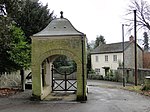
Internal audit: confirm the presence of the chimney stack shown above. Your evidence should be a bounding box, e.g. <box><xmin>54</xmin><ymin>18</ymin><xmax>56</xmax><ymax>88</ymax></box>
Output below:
<box><xmin>99</xmin><ymin>41</ymin><xmax>103</xmax><ymax>46</ymax></box>
<box><xmin>129</xmin><ymin>35</ymin><xmax>134</xmax><ymax>42</ymax></box>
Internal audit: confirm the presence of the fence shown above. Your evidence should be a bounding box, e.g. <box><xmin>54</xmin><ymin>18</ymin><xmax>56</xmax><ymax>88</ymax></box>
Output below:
<box><xmin>0</xmin><ymin>70</ymin><xmax>30</xmax><ymax>88</ymax></box>
<box><xmin>117</xmin><ymin>68</ymin><xmax>150</xmax><ymax>85</ymax></box>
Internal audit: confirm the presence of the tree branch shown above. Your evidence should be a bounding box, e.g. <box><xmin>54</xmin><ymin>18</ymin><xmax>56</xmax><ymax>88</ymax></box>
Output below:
<box><xmin>125</xmin><ymin>0</ymin><xmax>150</xmax><ymax>31</ymax></box>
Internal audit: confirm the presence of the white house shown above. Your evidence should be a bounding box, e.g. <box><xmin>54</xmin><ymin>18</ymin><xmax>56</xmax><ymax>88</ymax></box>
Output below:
<box><xmin>91</xmin><ymin>36</ymin><xmax>143</xmax><ymax>76</ymax></box>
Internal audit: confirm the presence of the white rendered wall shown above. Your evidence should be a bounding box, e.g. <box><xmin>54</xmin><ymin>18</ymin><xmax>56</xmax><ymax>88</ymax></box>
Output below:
<box><xmin>91</xmin><ymin>53</ymin><xmax>123</xmax><ymax>76</ymax></box>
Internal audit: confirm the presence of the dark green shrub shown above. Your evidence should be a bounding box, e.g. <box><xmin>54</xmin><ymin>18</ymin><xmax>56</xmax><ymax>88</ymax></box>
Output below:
<box><xmin>141</xmin><ymin>85</ymin><xmax>150</xmax><ymax>91</ymax></box>
<box><xmin>88</xmin><ymin>74</ymin><xmax>103</xmax><ymax>80</ymax></box>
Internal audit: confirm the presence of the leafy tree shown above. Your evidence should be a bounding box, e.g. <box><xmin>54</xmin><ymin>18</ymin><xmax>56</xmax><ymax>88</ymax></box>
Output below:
<box><xmin>126</xmin><ymin>0</ymin><xmax>150</xmax><ymax>31</ymax></box>
<box><xmin>87</xmin><ymin>40</ymin><xmax>95</xmax><ymax>50</ymax></box>
<box><xmin>0</xmin><ymin>16</ymin><xmax>30</xmax><ymax>90</ymax></box>
<box><xmin>53</xmin><ymin>55</ymin><xmax>76</xmax><ymax>73</ymax></box>
<box><xmin>0</xmin><ymin>0</ymin><xmax>54</xmax><ymax>89</ymax></box>
<box><xmin>17</xmin><ymin>0</ymin><xmax>54</xmax><ymax>43</ymax></box>
<box><xmin>0</xmin><ymin>0</ymin><xmax>22</xmax><ymax>17</ymax></box>
<box><xmin>0</xmin><ymin>17</ymin><xmax>19</xmax><ymax>72</ymax></box>
<box><xmin>0</xmin><ymin>16</ymin><xmax>31</xmax><ymax>73</ymax></box>
<box><xmin>8</xmin><ymin>25</ymin><xmax>31</xmax><ymax>90</ymax></box>
<box><xmin>0</xmin><ymin>0</ymin><xmax>55</xmax><ymax>73</ymax></box>
<box><xmin>8</xmin><ymin>25</ymin><xmax>31</xmax><ymax>70</ymax></box>
<box><xmin>2</xmin><ymin>0</ymin><xmax>55</xmax><ymax>43</ymax></box>
<box><xmin>94</xmin><ymin>35</ymin><xmax>106</xmax><ymax>48</ymax></box>
<box><xmin>143</xmin><ymin>32</ymin><xmax>149</xmax><ymax>51</ymax></box>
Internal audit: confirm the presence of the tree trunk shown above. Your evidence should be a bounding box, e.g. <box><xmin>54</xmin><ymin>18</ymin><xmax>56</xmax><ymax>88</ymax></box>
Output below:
<box><xmin>20</xmin><ymin>69</ymin><xmax>25</xmax><ymax>91</ymax></box>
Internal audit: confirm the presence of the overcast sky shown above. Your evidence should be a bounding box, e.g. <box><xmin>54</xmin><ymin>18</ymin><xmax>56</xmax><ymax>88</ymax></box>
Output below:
<box><xmin>39</xmin><ymin>0</ymin><xmax>140</xmax><ymax>43</ymax></box>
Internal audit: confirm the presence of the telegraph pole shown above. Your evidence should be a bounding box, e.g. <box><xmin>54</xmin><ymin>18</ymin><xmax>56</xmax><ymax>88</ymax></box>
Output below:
<box><xmin>122</xmin><ymin>24</ymin><xmax>125</xmax><ymax>87</ymax></box>
<box><xmin>134</xmin><ymin>10</ymin><xmax>138</xmax><ymax>86</ymax></box>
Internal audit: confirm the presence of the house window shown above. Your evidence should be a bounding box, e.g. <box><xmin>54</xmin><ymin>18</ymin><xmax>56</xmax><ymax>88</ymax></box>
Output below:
<box><xmin>95</xmin><ymin>68</ymin><xmax>100</xmax><ymax>72</ymax></box>
<box><xmin>105</xmin><ymin>55</ymin><xmax>108</xmax><ymax>62</ymax></box>
<box><xmin>95</xmin><ymin>56</ymin><xmax>99</xmax><ymax>62</ymax></box>
<box><xmin>113</xmin><ymin>55</ymin><xmax>117</xmax><ymax>62</ymax></box>
<box><xmin>95</xmin><ymin>68</ymin><xmax>100</xmax><ymax>74</ymax></box>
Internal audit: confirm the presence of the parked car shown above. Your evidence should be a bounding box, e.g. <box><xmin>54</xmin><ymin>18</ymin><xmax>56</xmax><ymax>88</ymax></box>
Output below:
<box><xmin>25</xmin><ymin>72</ymin><xmax>32</xmax><ymax>89</ymax></box>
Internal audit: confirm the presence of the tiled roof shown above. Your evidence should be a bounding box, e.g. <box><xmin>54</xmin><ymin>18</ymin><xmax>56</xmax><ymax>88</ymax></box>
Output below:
<box><xmin>33</xmin><ymin>18</ymin><xmax>84</xmax><ymax>37</ymax></box>
<box><xmin>91</xmin><ymin>41</ymin><xmax>132</xmax><ymax>54</ymax></box>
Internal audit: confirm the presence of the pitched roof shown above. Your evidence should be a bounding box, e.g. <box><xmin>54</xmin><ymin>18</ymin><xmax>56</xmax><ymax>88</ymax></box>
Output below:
<box><xmin>91</xmin><ymin>41</ymin><xmax>132</xmax><ymax>54</ymax></box>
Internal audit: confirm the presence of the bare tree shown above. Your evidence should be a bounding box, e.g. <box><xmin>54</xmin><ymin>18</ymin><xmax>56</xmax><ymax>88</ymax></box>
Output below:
<box><xmin>126</xmin><ymin>0</ymin><xmax>150</xmax><ymax>31</ymax></box>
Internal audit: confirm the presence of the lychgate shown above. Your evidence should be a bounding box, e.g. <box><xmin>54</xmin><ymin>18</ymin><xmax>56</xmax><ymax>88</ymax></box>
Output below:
<box><xmin>31</xmin><ymin>12</ymin><xmax>87</xmax><ymax>101</ymax></box>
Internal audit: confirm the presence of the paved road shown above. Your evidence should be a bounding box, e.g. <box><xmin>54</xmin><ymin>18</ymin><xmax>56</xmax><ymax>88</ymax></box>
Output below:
<box><xmin>0</xmin><ymin>80</ymin><xmax>150</xmax><ymax>112</ymax></box>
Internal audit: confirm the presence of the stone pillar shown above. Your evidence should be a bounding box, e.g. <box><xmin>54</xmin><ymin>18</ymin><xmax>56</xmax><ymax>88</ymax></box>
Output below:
<box><xmin>143</xmin><ymin>76</ymin><xmax>150</xmax><ymax>90</ymax></box>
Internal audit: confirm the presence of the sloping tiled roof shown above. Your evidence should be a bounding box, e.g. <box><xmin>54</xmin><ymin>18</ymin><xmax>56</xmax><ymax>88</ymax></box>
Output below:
<box><xmin>33</xmin><ymin>18</ymin><xmax>84</xmax><ymax>37</ymax></box>
<box><xmin>91</xmin><ymin>41</ymin><xmax>132</xmax><ymax>54</ymax></box>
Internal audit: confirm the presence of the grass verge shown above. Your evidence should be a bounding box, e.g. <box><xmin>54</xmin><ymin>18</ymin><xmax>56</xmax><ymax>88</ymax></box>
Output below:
<box><xmin>122</xmin><ymin>86</ymin><xmax>150</xmax><ymax>97</ymax></box>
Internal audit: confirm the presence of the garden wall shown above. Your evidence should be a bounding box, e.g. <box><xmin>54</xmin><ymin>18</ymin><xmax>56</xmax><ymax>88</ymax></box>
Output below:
<box><xmin>117</xmin><ymin>68</ymin><xmax>150</xmax><ymax>85</ymax></box>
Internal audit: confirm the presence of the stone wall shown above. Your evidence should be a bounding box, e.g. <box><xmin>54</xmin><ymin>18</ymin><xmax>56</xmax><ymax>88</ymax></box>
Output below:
<box><xmin>117</xmin><ymin>68</ymin><xmax>150</xmax><ymax>85</ymax></box>
<box><xmin>124</xmin><ymin>43</ymin><xmax>143</xmax><ymax>68</ymax></box>
<box><xmin>124</xmin><ymin>43</ymin><xmax>135</xmax><ymax>68</ymax></box>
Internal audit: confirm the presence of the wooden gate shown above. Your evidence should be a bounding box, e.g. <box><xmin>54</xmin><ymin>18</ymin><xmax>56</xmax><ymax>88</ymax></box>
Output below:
<box><xmin>51</xmin><ymin>66</ymin><xmax>77</xmax><ymax>91</ymax></box>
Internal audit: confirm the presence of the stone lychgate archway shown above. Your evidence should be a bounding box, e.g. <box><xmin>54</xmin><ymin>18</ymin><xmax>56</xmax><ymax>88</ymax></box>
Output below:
<box><xmin>31</xmin><ymin>12</ymin><xmax>87</xmax><ymax>101</ymax></box>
